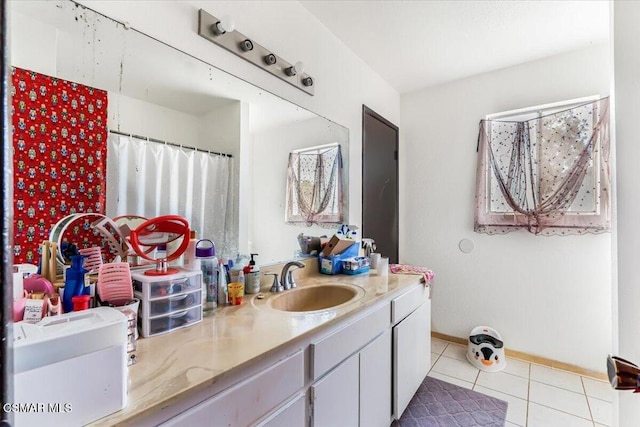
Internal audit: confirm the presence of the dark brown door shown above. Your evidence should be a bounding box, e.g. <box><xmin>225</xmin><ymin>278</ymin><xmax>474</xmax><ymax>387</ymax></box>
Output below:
<box><xmin>362</xmin><ymin>106</ymin><xmax>399</xmax><ymax>264</ymax></box>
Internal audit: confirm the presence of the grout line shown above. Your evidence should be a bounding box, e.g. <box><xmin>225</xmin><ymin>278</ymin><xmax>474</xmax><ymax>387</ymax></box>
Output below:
<box><xmin>581</xmin><ymin>376</ymin><xmax>596</xmax><ymax>424</ymax></box>
<box><xmin>436</xmin><ymin>336</ymin><xmax>601</xmax><ymax>425</ymax></box>
<box><xmin>529</xmin><ymin>401</ymin><xmax>595</xmax><ymax>423</ymax></box>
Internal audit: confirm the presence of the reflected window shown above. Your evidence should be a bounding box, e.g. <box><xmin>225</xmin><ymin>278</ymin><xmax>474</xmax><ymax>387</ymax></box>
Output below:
<box><xmin>286</xmin><ymin>144</ymin><xmax>343</xmax><ymax>225</ymax></box>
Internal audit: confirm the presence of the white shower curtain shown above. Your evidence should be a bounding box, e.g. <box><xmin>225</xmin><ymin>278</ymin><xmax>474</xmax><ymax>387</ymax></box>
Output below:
<box><xmin>106</xmin><ymin>133</ymin><xmax>237</xmax><ymax>256</ymax></box>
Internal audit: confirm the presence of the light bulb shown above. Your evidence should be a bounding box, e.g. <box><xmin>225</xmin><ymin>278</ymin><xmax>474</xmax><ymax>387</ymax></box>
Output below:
<box><xmin>212</xmin><ymin>15</ymin><xmax>235</xmax><ymax>35</ymax></box>
<box><xmin>285</xmin><ymin>61</ymin><xmax>305</xmax><ymax>77</ymax></box>
<box><xmin>220</xmin><ymin>15</ymin><xmax>235</xmax><ymax>33</ymax></box>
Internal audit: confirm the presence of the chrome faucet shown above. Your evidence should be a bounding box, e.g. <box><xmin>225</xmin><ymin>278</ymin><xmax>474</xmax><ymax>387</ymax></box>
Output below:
<box><xmin>281</xmin><ymin>261</ymin><xmax>305</xmax><ymax>290</ymax></box>
<box><xmin>265</xmin><ymin>272</ymin><xmax>283</xmax><ymax>293</ymax></box>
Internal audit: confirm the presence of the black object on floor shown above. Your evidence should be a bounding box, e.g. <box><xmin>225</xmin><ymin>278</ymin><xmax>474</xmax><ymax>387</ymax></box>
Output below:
<box><xmin>393</xmin><ymin>376</ymin><xmax>508</xmax><ymax>427</ymax></box>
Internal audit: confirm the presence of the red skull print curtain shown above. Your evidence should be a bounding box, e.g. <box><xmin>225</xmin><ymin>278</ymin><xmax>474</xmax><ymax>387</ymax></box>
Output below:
<box><xmin>11</xmin><ymin>67</ymin><xmax>108</xmax><ymax>264</ymax></box>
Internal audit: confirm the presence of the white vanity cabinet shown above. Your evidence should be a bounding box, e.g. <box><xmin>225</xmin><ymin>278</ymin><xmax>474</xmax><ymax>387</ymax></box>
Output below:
<box><xmin>160</xmin><ymin>350</ymin><xmax>305</xmax><ymax>427</ymax></box>
<box><xmin>310</xmin><ymin>330</ymin><xmax>392</xmax><ymax>427</ymax></box>
<box><xmin>359</xmin><ymin>328</ymin><xmax>392</xmax><ymax>427</ymax></box>
<box><xmin>311</xmin><ymin>352</ymin><xmax>360</xmax><ymax>426</ymax></box>
<box><xmin>256</xmin><ymin>394</ymin><xmax>307</xmax><ymax>427</ymax></box>
<box><xmin>135</xmin><ymin>279</ymin><xmax>430</xmax><ymax>427</ymax></box>
<box><xmin>309</xmin><ymin>304</ymin><xmax>392</xmax><ymax>427</ymax></box>
<box><xmin>392</xmin><ymin>283</ymin><xmax>431</xmax><ymax>419</ymax></box>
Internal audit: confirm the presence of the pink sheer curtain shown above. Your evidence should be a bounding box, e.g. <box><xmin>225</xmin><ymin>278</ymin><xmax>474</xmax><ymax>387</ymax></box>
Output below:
<box><xmin>285</xmin><ymin>146</ymin><xmax>343</xmax><ymax>225</ymax></box>
<box><xmin>475</xmin><ymin>97</ymin><xmax>610</xmax><ymax>235</ymax></box>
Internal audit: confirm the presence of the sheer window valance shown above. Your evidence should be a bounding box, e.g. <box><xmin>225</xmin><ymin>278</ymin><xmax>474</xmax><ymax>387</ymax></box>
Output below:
<box><xmin>286</xmin><ymin>144</ymin><xmax>343</xmax><ymax>225</ymax></box>
<box><xmin>475</xmin><ymin>97</ymin><xmax>611</xmax><ymax>236</ymax></box>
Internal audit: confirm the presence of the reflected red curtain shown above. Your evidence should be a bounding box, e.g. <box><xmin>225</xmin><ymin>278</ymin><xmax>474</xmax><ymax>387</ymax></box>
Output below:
<box><xmin>11</xmin><ymin>67</ymin><xmax>108</xmax><ymax>264</ymax></box>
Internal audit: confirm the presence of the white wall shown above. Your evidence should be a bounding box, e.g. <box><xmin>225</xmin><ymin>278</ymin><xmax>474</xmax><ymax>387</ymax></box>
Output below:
<box><xmin>77</xmin><ymin>0</ymin><xmax>402</xmax><ymax>232</ymax></box>
<box><xmin>251</xmin><ymin>116</ymin><xmax>350</xmax><ymax>262</ymax></box>
<box><xmin>198</xmin><ymin>102</ymin><xmax>241</xmax><ymax>157</ymax></box>
<box><xmin>400</xmin><ymin>44</ymin><xmax>611</xmax><ymax>372</ymax></box>
<box><xmin>109</xmin><ymin>93</ymin><xmax>201</xmax><ymax>147</ymax></box>
<box><xmin>613</xmin><ymin>1</ymin><xmax>640</xmax><ymax>424</ymax></box>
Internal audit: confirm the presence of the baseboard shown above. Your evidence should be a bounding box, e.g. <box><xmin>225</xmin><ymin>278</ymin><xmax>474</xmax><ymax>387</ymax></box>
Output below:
<box><xmin>431</xmin><ymin>331</ymin><xmax>608</xmax><ymax>381</ymax></box>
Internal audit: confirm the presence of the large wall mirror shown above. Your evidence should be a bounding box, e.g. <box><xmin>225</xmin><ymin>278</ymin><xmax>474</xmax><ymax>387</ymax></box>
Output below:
<box><xmin>9</xmin><ymin>0</ymin><xmax>349</xmax><ymax>263</ymax></box>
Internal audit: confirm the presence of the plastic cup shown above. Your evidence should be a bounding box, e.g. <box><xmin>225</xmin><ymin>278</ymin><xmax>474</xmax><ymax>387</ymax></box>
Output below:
<box><xmin>378</xmin><ymin>256</ymin><xmax>389</xmax><ymax>276</ymax></box>
<box><xmin>370</xmin><ymin>253</ymin><xmax>381</xmax><ymax>269</ymax></box>
<box><xmin>228</xmin><ymin>282</ymin><xmax>244</xmax><ymax>305</ymax></box>
<box><xmin>72</xmin><ymin>295</ymin><xmax>91</xmax><ymax>311</ymax></box>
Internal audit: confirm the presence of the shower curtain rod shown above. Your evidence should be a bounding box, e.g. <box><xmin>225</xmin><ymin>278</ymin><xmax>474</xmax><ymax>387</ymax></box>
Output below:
<box><xmin>109</xmin><ymin>129</ymin><xmax>233</xmax><ymax>158</ymax></box>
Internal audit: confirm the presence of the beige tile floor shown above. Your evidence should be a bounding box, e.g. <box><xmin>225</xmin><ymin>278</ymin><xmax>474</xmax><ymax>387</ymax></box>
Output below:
<box><xmin>429</xmin><ymin>338</ymin><xmax>614</xmax><ymax>427</ymax></box>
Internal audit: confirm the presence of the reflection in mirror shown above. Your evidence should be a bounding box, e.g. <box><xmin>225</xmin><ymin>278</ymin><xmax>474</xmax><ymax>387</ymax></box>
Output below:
<box><xmin>10</xmin><ymin>0</ymin><xmax>349</xmax><ymax>264</ymax></box>
<box><xmin>285</xmin><ymin>143</ymin><xmax>343</xmax><ymax>224</ymax></box>
<box><xmin>128</xmin><ymin>215</ymin><xmax>190</xmax><ymax>276</ymax></box>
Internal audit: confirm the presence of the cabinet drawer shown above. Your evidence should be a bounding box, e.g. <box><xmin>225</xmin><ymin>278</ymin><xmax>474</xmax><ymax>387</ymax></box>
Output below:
<box><xmin>133</xmin><ymin>273</ymin><xmax>201</xmax><ymax>299</ymax></box>
<box><xmin>145</xmin><ymin>289</ymin><xmax>201</xmax><ymax>316</ymax></box>
<box><xmin>161</xmin><ymin>351</ymin><xmax>304</xmax><ymax>427</ymax></box>
<box><xmin>392</xmin><ymin>283</ymin><xmax>428</xmax><ymax>324</ymax></box>
<box><xmin>310</xmin><ymin>303</ymin><xmax>389</xmax><ymax>381</ymax></box>
<box><xmin>139</xmin><ymin>305</ymin><xmax>202</xmax><ymax>337</ymax></box>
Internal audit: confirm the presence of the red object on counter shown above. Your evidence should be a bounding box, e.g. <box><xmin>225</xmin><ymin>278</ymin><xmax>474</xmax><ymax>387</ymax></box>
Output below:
<box><xmin>72</xmin><ymin>295</ymin><xmax>91</xmax><ymax>311</ymax></box>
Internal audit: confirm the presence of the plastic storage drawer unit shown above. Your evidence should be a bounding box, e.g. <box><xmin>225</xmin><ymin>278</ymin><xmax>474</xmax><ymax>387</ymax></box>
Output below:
<box><xmin>132</xmin><ymin>269</ymin><xmax>203</xmax><ymax>337</ymax></box>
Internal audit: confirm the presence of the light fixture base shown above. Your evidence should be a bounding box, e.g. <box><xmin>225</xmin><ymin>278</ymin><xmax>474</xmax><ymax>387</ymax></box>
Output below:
<box><xmin>197</xmin><ymin>9</ymin><xmax>314</xmax><ymax>96</ymax></box>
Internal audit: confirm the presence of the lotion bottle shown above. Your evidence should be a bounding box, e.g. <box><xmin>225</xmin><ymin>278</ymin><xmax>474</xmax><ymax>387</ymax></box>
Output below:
<box><xmin>244</xmin><ymin>253</ymin><xmax>261</xmax><ymax>294</ymax></box>
<box><xmin>183</xmin><ymin>230</ymin><xmax>200</xmax><ymax>271</ymax></box>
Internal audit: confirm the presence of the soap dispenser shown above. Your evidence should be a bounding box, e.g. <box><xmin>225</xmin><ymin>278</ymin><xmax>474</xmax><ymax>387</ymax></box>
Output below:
<box><xmin>244</xmin><ymin>253</ymin><xmax>261</xmax><ymax>294</ymax></box>
<box><xmin>62</xmin><ymin>254</ymin><xmax>88</xmax><ymax>313</ymax></box>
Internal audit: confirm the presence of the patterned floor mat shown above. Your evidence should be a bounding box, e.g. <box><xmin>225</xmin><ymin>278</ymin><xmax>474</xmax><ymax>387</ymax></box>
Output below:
<box><xmin>393</xmin><ymin>376</ymin><xmax>508</xmax><ymax>427</ymax></box>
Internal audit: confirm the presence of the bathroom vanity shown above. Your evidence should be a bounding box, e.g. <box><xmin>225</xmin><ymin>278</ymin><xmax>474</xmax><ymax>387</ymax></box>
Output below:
<box><xmin>89</xmin><ymin>264</ymin><xmax>430</xmax><ymax>426</ymax></box>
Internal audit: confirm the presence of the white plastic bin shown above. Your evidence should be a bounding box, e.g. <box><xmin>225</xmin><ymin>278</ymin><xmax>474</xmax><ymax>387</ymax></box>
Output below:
<box><xmin>466</xmin><ymin>326</ymin><xmax>506</xmax><ymax>372</ymax></box>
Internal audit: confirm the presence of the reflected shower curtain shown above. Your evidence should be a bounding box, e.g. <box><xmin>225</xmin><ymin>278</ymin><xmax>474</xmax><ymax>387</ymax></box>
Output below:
<box><xmin>106</xmin><ymin>134</ymin><xmax>237</xmax><ymax>256</ymax></box>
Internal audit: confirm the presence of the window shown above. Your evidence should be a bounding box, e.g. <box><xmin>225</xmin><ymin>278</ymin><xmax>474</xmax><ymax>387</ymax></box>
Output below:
<box><xmin>285</xmin><ymin>144</ymin><xmax>343</xmax><ymax>225</ymax></box>
<box><xmin>475</xmin><ymin>97</ymin><xmax>611</xmax><ymax>235</ymax></box>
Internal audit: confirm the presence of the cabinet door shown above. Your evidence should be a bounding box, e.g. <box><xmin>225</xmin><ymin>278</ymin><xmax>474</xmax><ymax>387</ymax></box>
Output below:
<box><xmin>360</xmin><ymin>329</ymin><xmax>392</xmax><ymax>427</ymax></box>
<box><xmin>311</xmin><ymin>353</ymin><xmax>359</xmax><ymax>427</ymax></box>
<box><xmin>257</xmin><ymin>394</ymin><xmax>307</xmax><ymax>427</ymax></box>
<box><xmin>393</xmin><ymin>300</ymin><xmax>431</xmax><ymax>418</ymax></box>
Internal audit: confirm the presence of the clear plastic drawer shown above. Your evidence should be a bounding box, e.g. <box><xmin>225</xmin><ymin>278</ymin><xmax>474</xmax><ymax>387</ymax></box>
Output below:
<box><xmin>139</xmin><ymin>305</ymin><xmax>202</xmax><ymax>337</ymax></box>
<box><xmin>132</xmin><ymin>270</ymin><xmax>201</xmax><ymax>299</ymax></box>
<box><xmin>147</xmin><ymin>289</ymin><xmax>201</xmax><ymax>316</ymax></box>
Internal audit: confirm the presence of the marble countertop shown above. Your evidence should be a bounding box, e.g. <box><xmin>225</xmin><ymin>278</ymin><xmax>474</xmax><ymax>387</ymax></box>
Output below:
<box><xmin>90</xmin><ymin>266</ymin><xmax>424</xmax><ymax>426</ymax></box>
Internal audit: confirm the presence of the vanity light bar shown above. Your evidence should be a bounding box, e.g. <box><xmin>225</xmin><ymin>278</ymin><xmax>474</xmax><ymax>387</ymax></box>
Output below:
<box><xmin>197</xmin><ymin>9</ymin><xmax>314</xmax><ymax>96</ymax></box>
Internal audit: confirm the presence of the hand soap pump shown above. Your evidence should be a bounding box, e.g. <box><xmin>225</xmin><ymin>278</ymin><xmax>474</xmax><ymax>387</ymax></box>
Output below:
<box><xmin>244</xmin><ymin>253</ymin><xmax>261</xmax><ymax>294</ymax></box>
<box><xmin>62</xmin><ymin>254</ymin><xmax>88</xmax><ymax>313</ymax></box>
